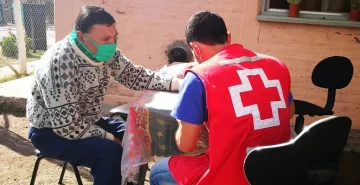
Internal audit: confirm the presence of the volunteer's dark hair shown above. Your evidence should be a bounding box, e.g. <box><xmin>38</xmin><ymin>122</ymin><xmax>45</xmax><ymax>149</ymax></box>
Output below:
<box><xmin>185</xmin><ymin>11</ymin><xmax>228</xmax><ymax>45</ymax></box>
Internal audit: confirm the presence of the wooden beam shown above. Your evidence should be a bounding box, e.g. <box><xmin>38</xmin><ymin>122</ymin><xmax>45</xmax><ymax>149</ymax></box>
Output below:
<box><xmin>0</xmin><ymin>59</ymin><xmax>20</xmax><ymax>75</ymax></box>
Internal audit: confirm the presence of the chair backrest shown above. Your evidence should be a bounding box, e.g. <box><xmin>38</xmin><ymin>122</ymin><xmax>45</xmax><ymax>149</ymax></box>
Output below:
<box><xmin>244</xmin><ymin>116</ymin><xmax>352</xmax><ymax>185</ymax></box>
<box><xmin>312</xmin><ymin>56</ymin><xmax>353</xmax><ymax>111</ymax></box>
<box><xmin>312</xmin><ymin>56</ymin><xmax>353</xmax><ymax>90</ymax></box>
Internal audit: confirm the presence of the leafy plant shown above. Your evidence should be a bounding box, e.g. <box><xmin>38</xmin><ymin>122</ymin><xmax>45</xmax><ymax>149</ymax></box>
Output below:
<box><xmin>1</xmin><ymin>33</ymin><xmax>34</xmax><ymax>58</ymax></box>
<box><xmin>2</xmin><ymin>34</ymin><xmax>18</xmax><ymax>58</ymax></box>
<box><xmin>351</xmin><ymin>0</ymin><xmax>360</xmax><ymax>9</ymax></box>
<box><xmin>25</xmin><ymin>37</ymin><xmax>34</xmax><ymax>54</ymax></box>
<box><xmin>287</xmin><ymin>0</ymin><xmax>303</xmax><ymax>4</ymax></box>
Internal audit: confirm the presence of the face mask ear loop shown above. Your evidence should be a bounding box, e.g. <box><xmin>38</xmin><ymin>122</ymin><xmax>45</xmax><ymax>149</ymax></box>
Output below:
<box><xmin>84</xmin><ymin>34</ymin><xmax>99</xmax><ymax>46</ymax></box>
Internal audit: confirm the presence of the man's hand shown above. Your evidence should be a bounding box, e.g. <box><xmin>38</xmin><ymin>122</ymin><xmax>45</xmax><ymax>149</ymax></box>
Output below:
<box><xmin>171</xmin><ymin>78</ymin><xmax>184</xmax><ymax>91</ymax></box>
<box><xmin>113</xmin><ymin>137</ymin><xmax>122</xmax><ymax>145</ymax></box>
<box><xmin>176</xmin><ymin>62</ymin><xmax>198</xmax><ymax>79</ymax></box>
<box><xmin>290</xmin><ymin>100</ymin><xmax>295</xmax><ymax>119</ymax></box>
<box><xmin>176</xmin><ymin>73</ymin><xmax>185</xmax><ymax>79</ymax></box>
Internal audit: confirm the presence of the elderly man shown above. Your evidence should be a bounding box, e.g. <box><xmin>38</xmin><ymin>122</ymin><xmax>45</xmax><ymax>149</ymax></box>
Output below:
<box><xmin>26</xmin><ymin>5</ymin><xmax>182</xmax><ymax>185</ymax></box>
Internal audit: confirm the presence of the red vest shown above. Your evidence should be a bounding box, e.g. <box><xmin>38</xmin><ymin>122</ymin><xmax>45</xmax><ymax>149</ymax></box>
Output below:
<box><xmin>168</xmin><ymin>44</ymin><xmax>291</xmax><ymax>185</ymax></box>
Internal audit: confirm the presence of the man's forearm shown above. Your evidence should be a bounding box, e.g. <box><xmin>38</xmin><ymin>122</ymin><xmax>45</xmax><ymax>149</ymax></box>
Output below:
<box><xmin>111</xmin><ymin>50</ymin><xmax>176</xmax><ymax>91</ymax></box>
<box><xmin>175</xmin><ymin>120</ymin><xmax>202</xmax><ymax>153</ymax></box>
<box><xmin>290</xmin><ymin>100</ymin><xmax>295</xmax><ymax>119</ymax></box>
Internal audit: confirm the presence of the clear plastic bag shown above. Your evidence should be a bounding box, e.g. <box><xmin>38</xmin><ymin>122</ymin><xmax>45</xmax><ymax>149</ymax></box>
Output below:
<box><xmin>121</xmin><ymin>90</ymin><xmax>208</xmax><ymax>184</ymax></box>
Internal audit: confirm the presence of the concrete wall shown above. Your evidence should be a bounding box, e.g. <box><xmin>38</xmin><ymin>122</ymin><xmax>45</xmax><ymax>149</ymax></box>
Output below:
<box><xmin>55</xmin><ymin>0</ymin><xmax>360</xmax><ymax>129</ymax></box>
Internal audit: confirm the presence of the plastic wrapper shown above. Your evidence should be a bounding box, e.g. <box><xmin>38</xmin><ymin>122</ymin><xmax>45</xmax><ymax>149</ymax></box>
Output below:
<box><xmin>121</xmin><ymin>90</ymin><xmax>209</xmax><ymax>184</ymax></box>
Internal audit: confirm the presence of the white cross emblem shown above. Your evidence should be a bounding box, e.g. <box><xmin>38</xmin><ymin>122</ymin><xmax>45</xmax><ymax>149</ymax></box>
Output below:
<box><xmin>228</xmin><ymin>68</ymin><xmax>286</xmax><ymax>130</ymax></box>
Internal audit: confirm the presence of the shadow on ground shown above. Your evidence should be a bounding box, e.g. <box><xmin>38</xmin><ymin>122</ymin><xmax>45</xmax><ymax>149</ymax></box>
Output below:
<box><xmin>0</xmin><ymin>126</ymin><xmax>34</xmax><ymax>156</ymax></box>
<box><xmin>335</xmin><ymin>152</ymin><xmax>360</xmax><ymax>185</ymax></box>
<box><xmin>0</xmin><ymin>125</ymin><xmax>94</xmax><ymax>182</ymax></box>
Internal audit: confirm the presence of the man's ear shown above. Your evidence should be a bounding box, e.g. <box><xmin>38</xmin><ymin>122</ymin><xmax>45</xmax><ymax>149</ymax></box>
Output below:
<box><xmin>76</xmin><ymin>31</ymin><xmax>84</xmax><ymax>42</ymax></box>
<box><xmin>227</xmin><ymin>31</ymin><xmax>232</xmax><ymax>44</ymax></box>
<box><xmin>189</xmin><ymin>42</ymin><xmax>200</xmax><ymax>58</ymax></box>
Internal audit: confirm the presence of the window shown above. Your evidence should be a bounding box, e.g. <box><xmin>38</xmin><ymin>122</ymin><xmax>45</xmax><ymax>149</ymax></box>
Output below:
<box><xmin>269</xmin><ymin>0</ymin><xmax>350</xmax><ymax>13</ymax></box>
<box><xmin>258</xmin><ymin>0</ymin><xmax>359</xmax><ymax>28</ymax></box>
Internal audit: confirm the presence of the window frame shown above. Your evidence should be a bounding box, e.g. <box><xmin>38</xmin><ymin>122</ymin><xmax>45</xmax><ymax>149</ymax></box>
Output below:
<box><xmin>261</xmin><ymin>0</ymin><xmax>350</xmax><ymax>21</ymax></box>
<box><xmin>258</xmin><ymin>0</ymin><xmax>360</xmax><ymax>28</ymax></box>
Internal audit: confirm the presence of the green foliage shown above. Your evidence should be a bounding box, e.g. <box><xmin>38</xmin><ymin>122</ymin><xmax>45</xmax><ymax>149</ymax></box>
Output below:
<box><xmin>287</xmin><ymin>0</ymin><xmax>303</xmax><ymax>4</ymax></box>
<box><xmin>25</xmin><ymin>37</ymin><xmax>34</xmax><ymax>55</ymax></box>
<box><xmin>2</xmin><ymin>34</ymin><xmax>18</xmax><ymax>58</ymax></box>
<box><xmin>1</xmin><ymin>33</ymin><xmax>34</xmax><ymax>58</ymax></box>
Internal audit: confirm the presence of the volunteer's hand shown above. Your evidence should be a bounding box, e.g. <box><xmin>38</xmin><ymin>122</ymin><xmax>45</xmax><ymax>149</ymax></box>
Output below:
<box><xmin>177</xmin><ymin>62</ymin><xmax>198</xmax><ymax>79</ymax></box>
<box><xmin>114</xmin><ymin>137</ymin><xmax>122</xmax><ymax>145</ymax></box>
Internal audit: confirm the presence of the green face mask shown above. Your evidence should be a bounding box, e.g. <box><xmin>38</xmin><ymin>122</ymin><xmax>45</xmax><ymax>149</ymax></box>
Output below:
<box><xmin>70</xmin><ymin>31</ymin><xmax>117</xmax><ymax>62</ymax></box>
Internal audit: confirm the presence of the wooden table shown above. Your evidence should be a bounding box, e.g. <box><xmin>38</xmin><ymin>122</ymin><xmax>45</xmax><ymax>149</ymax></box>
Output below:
<box><xmin>121</xmin><ymin>90</ymin><xmax>209</xmax><ymax>184</ymax></box>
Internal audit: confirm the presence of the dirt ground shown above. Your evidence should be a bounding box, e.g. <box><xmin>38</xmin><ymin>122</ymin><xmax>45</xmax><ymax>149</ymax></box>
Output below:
<box><xmin>0</xmin><ymin>113</ymin><xmax>152</xmax><ymax>185</ymax></box>
<box><xmin>0</xmin><ymin>113</ymin><xmax>359</xmax><ymax>185</ymax></box>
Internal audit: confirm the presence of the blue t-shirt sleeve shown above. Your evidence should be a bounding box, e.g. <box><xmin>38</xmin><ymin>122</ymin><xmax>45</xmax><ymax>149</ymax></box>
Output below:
<box><xmin>170</xmin><ymin>72</ymin><xmax>206</xmax><ymax>125</ymax></box>
<box><xmin>170</xmin><ymin>72</ymin><xmax>292</xmax><ymax>124</ymax></box>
